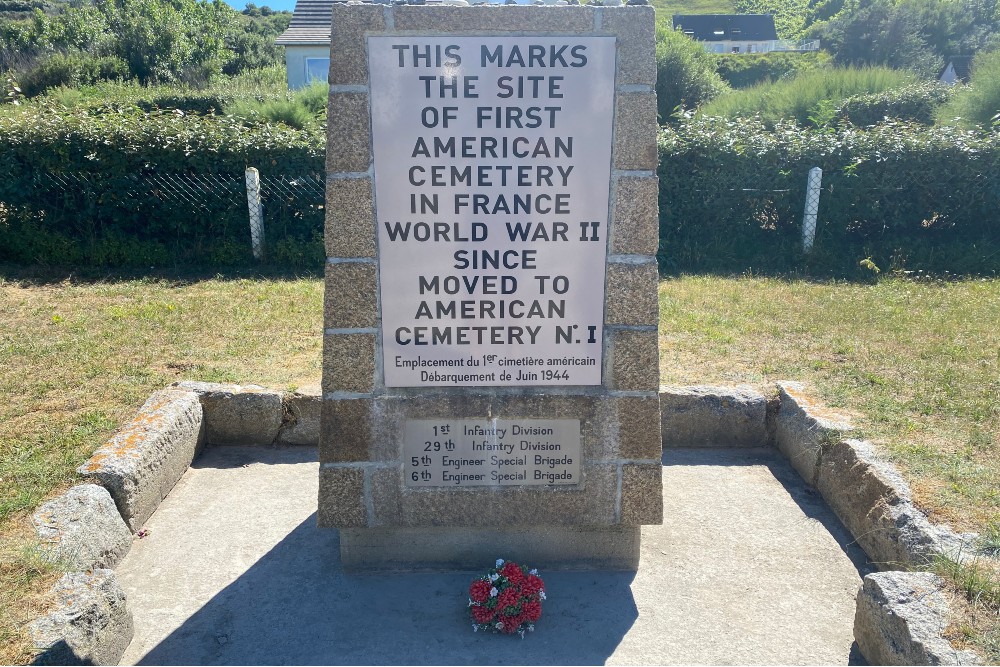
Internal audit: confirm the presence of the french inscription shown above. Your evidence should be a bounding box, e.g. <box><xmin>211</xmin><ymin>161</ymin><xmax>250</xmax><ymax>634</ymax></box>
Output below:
<box><xmin>403</xmin><ymin>418</ymin><xmax>581</xmax><ymax>487</ymax></box>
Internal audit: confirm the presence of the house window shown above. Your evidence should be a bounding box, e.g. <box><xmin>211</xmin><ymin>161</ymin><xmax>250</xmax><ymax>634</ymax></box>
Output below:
<box><xmin>713</xmin><ymin>44</ymin><xmax>725</xmax><ymax>53</ymax></box>
<box><xmin>305</xmin><ymin>58</ymin><xmax>330</xmax><ymax>84</ymax></box>
<box><xmin>731</xmin><ymin>46</ymin><xmax>741</xmax><ymax>53</ymax></box>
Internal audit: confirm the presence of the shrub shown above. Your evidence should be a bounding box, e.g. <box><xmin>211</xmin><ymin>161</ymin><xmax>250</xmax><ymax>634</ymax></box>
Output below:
<box><xmin>655</xmin><ymin>21</ymin><xmax>729</xmax><ymax>120</ymax></box>
<box><xmin>229</xmin><ymin>80</ymin><xmax>328</xmax><ymax>130</ymax></box>
<box><xmin>837</xmin><ymin>81</ymin><xmax>953</xmax><ymax>126</ymax></box>
<box><xmin>19</xmin><ymin>51</ymin><xmax>129</xmax><ymax>97</ymax></box>
<box><xmin>937</xmin><ymin>49</ymin><xmax>1000</xmax><ymax>129</ymax></box>
<box><xmin>698</xmin><ymin>66</ymin><xmax>916</xmax><ymax>127</ymax></box>
<box><xmin>222</xmin><ymin>30</ymin><xmax>283</xmax><ymax>77</ymax></box>
<box><xmin>137</xmin><ymin>94</ymin><xmax>228</xmax><ymax>115</ymax></box>
<box><xmin>657</xmin><ymin>118</ymin><xmax>1000</xmax><ymax>277</ymax></box>
<box><xmin>715</xmin><ymin>51</ymin><xmax>832</xmax><ymax>89</ymax></box>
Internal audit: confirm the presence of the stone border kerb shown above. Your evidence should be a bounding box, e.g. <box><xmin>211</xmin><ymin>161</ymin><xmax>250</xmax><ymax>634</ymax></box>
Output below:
<box><xmin>31</xmin><ymin>382</ymin><xmax>322</xmax><ymax>664</ymax></box>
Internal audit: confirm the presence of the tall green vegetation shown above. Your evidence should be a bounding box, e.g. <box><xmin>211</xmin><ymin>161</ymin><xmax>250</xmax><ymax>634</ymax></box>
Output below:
<box><xmin>0</xmin><ymin>0</ymin><xmax>289</xmax><ymax>93</ymax></box>
<box><xmin>837</xmin><ymin>81</ymin><xmax>953</xmax><ymax>125</ymax></box>
<box><xmin>715</xmin><ymin>51</ymin><xmax>831</xmax><ymax>88</ymax></box>
<box><xmin>229</xmin><ymin>78</ymin><xmax>329</xmax><ymax>130</ymax></box>
<box><xmin>727</xmin><ymin>0</ymin><xmax>999</xmax><ymax>77</ymax></box>
<box><xmin>938</xmin><ymin>48</ymin><xmax>1000</xmax><ymax>128</ymax></box>
<box><xmin>698</xmin><ymin>66</ymin><xmax>915</xmax><ymax>126</ymax></box>
<box><xmin>806</xmin><ymin>0</ymin><xmax>1000</xmax><ymax>76</ymax></box>
<box><xmin>655</xmin><ymin>20</ymin><xmax>729</xmax><ymax>121</ymax></box>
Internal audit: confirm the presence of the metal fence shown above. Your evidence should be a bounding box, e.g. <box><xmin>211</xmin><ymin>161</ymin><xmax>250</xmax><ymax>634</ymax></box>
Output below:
<box><xmin>1</xmin><ymin>169</ymin><xmax>325</xmax><ymax>267</ymax></box>
<box><xmin>657</xmin><ymin>163</ymin><xmax>1000</xmax><ymax>275</ymax></box>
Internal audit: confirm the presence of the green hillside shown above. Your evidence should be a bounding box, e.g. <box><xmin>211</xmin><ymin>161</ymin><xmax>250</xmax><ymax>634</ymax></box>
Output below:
<box><xmin>649</xmin><ymin>0</ymin><xmax>734</xmax><ymax>20</ymax></box>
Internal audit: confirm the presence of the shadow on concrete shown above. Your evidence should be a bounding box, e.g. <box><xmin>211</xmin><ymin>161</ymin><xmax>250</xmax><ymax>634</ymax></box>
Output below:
<box><xmin>190</xmin><ymin>445</ymin><xmax>318</xmax><ymax>470</ymax></box>
<box><xmin>664</xmin><ymin>447</ymin><xmax>875</xmax><ymax>577</ymax></box>
<box><xmin>138</xmin><ymin>514</ymin><xmax>639</xmax><ymax>665</ymax></box>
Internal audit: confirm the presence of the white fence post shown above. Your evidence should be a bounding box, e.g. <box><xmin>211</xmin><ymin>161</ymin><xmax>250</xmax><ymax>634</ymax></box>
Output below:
<box><xmin>245</xmin><ymin>167</ymin><xmax>264</xmax><ymax>260</ymax></box>
<box><xmin>802</xmin><ymin>166</ymin><xmax>822</xmax><ymax>252</ymax></box>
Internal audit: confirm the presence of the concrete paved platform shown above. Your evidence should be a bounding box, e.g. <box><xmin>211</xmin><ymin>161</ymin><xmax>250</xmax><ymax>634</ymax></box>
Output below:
<box><xmin>116</xmin><ymin>447</ymin><xmax>870</xmax><ymax>665</ymax></box>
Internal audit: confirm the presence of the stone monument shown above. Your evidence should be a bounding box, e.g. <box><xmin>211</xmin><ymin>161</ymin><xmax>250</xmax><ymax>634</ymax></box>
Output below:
<box><xmin>321</xmin><ymin>1</ymin><xmax>661</xmax><ymax>570</ymax></box>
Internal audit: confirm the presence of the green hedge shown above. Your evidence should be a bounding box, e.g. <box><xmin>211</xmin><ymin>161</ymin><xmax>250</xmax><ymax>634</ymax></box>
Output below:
<box><xmin>0</xmin><ymin>105</ymin><xmax>324</xmax><ymax>267</ymax></box>
<box><xmin>658</xmin><ymin>118</ymin><xmax>1000</xmax><ymax>276</ymax></box>
<box><xmin>837</xmin><ymin>82</ymin><xmax>953</xmax><ymax>126</ymax></box>
<box><xmin>715</xmin><ymin>51</ymin><xmax>831</xmax><ymax>89</ymax></box>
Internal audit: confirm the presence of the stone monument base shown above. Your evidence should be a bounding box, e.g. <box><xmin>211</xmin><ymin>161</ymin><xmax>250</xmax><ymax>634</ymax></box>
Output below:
<box><xmin>339</xmin><ymin>525</ymin><xmax>640</xmax><ymax>572</ymax></box>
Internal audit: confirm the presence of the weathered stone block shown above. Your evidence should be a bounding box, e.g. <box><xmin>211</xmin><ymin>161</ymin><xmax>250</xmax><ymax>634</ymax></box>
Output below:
<box><xmin>610</xmin><ymin>175</ymin><xmax>659</xmax><ymax>256</ymax></box>
<box><xmin>605</xmin><ymin>261</ymin><xmax>659</xmax><ymax>326</ymax></box>
<box><xmin>325</xmin><ymin>178</ymin><xmax>376</xmax><ymax>259</ymax></box>
<box><xmin>326</xmin><ymin>92</ymin><xmax>371</xmax><ymax>173</ymax></box>
<box><xmin>78</xmin><ymin>388</ymin><xmax>203</xmax><ymax>532</ymax></box>
<box><xmin>600</xmin><ymin>7</ymin><xmax>657</xmax><ymax>87</ymax></box>
<box><xmin>329</xmin><ymin>4</ymin><xmax>385</xmax><ymax>86</ymax></box>
<box><xmin>318</xmin><ymin>466</ymin><xmax>367</xmax><ymax>528</ymax></box>
<box><xmin>660</xmin><ymin>385</ymin><xmax>767</xmax><ymax>448</ymax></box>
<box><xmin>32</xmin><ymin>484</ymin><xmax>132</xmax><ymax>571</ymax></box>
<box><xmin>773</xmin><ymin>381</ymin><xmax>853</xmax><ymax>485</ymax></box>
<box><xmin>854</xmin><ymin>572</ymin><xmax>980</xmax><ymax>666</ymax></box>
<box><xmin>175</xmin><ymin>381</ymin><xmax>282</xmax><ymax>446</ymax></box>
<box><xmin>608</xmin><ymin>328</ymin><xmax>660</xmax><ymax>391</ymax></box>
<box><xmin>616</xmin><ymin>395</ymin><xmax>662</xmax><ymax>459</ymax></box>
<box><xmin>322</xmin><ymin>333</ymin><xmax>376</xmax><ymax>394</ymax></box>
<box><xmin>392</xmin><ymin>5</ymin><xmax>595</xmax><ymax>32</ymax></box>
<box><xmin>29</xmin><ymin>570</ymin><xmax>133</xmax><ymax>666</ymax></box>
<box><xmin>278</xmin><ymin>391</ymin><xmax>321</xmax><ymax>446</ymax></box>
<box><xmin>620</xmin><ymin>463</ymin><xmax>663</xmax><ymax>524</ymax></box>
<box><xmin>320</xmin><ymin>398</ymin><xmax>374</xmax><ymax>463</ymax></box>
<box><xmin>613</xmin><ymin>91</ymin><xmax>658</xmax><ymax>171</ymax></box>
<box><xmin>370</xmin><ymin>464</ymin><xmax>618</xmax><ymax>527</ymax></box>
<box><xmin>324</xmin><ymin>261</ymin><xmax>378</xmax><ymax>330</ymax></box>
<box><xmin>818</xmin><ymin>439</ymin><xmax>973</xmax><ymax>568</ymax></box>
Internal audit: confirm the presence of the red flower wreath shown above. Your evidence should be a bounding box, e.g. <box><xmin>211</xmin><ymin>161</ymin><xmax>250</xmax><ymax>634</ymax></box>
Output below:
<box><xmin>468</xmin><ymin>559</ymin><xmax>546</xmax><ymax>637</ymax></box>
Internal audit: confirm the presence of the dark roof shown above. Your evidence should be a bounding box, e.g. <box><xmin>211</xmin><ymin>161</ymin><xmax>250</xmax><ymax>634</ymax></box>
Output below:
<box><xmin>939</xmin><ymin>55</ymin><xmax>973</xmax><ymax>82</ymax></box>
<box><xmin>275</xmin><ymin>0</ymin><xmax>337</xmax><ymax>46</ymax></box>
<box><xmin>672</xmin><ymin>14</ymin><xmax>778</xmax><ymax>42</ymax></box>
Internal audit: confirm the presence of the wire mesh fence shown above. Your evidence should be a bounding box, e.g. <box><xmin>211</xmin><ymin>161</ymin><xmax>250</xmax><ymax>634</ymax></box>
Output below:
<box><xmin>0</xmin><ymin>169</ymin><xmax>325</xmax><ymax>267</ymax></box>
<box><xmin>658</xmin><ymin>164</ymin><xmax>1000</xmax><ymax>276</ymax></box>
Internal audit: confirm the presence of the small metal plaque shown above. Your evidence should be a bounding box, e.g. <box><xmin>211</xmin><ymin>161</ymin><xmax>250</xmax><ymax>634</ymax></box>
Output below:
<box><xmin>403</xmin><ymin>419</ymin><xmax>581</xmax><ymax>487</ymax></box>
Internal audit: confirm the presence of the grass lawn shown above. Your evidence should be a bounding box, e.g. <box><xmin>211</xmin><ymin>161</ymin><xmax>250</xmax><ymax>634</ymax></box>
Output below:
<box><xmin>1</xmin><ymin>272</ymin><xmax>997</xmax><ymax>662</ymax></box>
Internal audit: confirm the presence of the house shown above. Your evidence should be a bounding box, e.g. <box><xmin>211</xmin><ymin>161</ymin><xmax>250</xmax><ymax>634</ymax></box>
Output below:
<box><xmin>939</xmin><ymin>56</ymin><xmax>973</xmax><ymax>85</ymax></box>
<box><xmin>275</xmin><ymin>0</ymin><xmax>334</xmax><ymax>89</ymax></box>
<box><xmin>672</xmin><ymin>14</ymin><xmax>819</xmax><ymax>54</ymax></box>
<box><xmin>275</xmin><ymin>0</ymin><xmax>481</xmax><ymax>89</ymax></box>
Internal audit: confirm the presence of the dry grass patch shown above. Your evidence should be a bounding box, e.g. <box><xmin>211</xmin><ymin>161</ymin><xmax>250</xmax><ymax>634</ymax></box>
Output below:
<box><xmin>0</xmin><ymin>520</ymin><xmax>64</xmax><ymax>665</ymax></box>
<box><xmin>0</xmin><ymin>274</ymin><xmax>324</xmax><ymax>662</ymax></box>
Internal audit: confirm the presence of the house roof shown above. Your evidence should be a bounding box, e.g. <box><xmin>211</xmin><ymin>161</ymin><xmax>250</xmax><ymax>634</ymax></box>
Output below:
<box><xmin>672</xmin><ymin>14</ymin><xmax>778</xmax><ymax>42</ymax></box>
<box><xmin>939</xmin><ymin>55</ymin><xmax>973</xmax><ymax>83</ymax></box>
<box><xmin>275</xmin><ymin>0</ymin><xmax>338</xmax><ymax>46</ymax></box>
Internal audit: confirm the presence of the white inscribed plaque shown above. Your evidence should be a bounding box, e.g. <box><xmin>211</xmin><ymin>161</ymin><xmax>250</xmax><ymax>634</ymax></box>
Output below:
<box><xmin>403</xmin><ymin>419</ymin><xmax>581</xmax><ymax>487</ymax></box>
<box><xmin>368</xmin><ymin>36</ymin><xmax>616</xmax><ymax>387</ymax></box>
